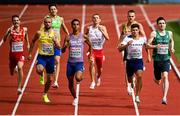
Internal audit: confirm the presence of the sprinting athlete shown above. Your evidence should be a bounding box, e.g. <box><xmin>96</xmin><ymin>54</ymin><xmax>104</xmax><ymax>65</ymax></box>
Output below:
<box><xmin>0</xmin><ymin>15</ymin><xmax>30</xmax><ymax>95</ymax></box>
<box><xmin>86</xmin><ymin>14</ymin><xmax>109</xmax><ymax>89</ymax></box>
<box><xmin>147</xmin><ymin>17</ymin><xmax>174</xmax><ymax>105</ymax></box>
<box><xmin>41</xmin><ymin>4</ymin><xmax>69</xmax><ymax>88</ymax></box>
<box><xmin>29</xmin><ymin>17</ymin><xmax>60</xmax><ymax>103</ymax></box>
<box><xmin>118</xmin><ymin>24</ymin><xmax>150</xmax><ymax>104</ymax></box>
<box><xmin>62</xmin><ymin>19</ymin><xmax>92</xmax><ymax>105</ymax></box>
<box><xmin>117</xmin><ymin>10</ymin><xmax>147</xmax><ymax>95</ymax></box>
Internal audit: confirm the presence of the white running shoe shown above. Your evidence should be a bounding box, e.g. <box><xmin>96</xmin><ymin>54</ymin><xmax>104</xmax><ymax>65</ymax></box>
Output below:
<box><xmin>89</xmin><ymin>82</ymin><xmax>96</xmax><ymax>89</ymax></box>
<box><xmin>127</xmin><ymin>84</ymin><xmax>133</xmax><ymax>96</ymax></box>
<box><xmin>96</xmin><ymin>78</ymin><xmax>101</xmax><ymax>87</ymax></box>
<box><xmin>72</xmin><ymin>98</ymin><xmax>78</xmax><ymax>106</ymax></box>
<box><xmin>143</xmin><ymin>66</ymin><xmax>146</xmax><ymax>71</ymax></box>
<box><xmin>135</xmin><ymin>96</ymin><xmax>140</xmax><ymax>103</ymax></box>
<box><xmin>162</xmin><ymin>98</ymin><xmax>167</xmax><ymax>105</ymax></box>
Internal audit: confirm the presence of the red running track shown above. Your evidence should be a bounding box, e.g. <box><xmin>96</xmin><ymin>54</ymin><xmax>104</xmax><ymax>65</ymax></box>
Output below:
<box><xmin>0</xmin><ymin>4</ymin><xmax>180</xmax><ymax>115</ymax></box>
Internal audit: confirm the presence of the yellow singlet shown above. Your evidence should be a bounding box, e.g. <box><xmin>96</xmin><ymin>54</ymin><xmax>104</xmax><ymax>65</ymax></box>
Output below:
<box><xmin>38</xmin><ymin>29</ymin><xmax>55</xmax><ymax>55</ymax></box>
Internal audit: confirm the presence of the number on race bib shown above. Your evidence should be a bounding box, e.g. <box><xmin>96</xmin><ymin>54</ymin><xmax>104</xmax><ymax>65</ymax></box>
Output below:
<box><xmin>70</xmin><ymin>47</ymin><xmax>82</xmax><ymax>58</ymax></box>
<box><xmin>42</xmin><ymin>43</ymin><xmax>53</xmax><ymax>54</ymax></box>
<box><xmin>11</xmin><ymin>42</ymin><xmax>23</xmax><ymax>52</ymax></box>
<box><xmin>157</xmin><ymin>45</ymin><xmax>169</xmax><ymax>54</ymax></box>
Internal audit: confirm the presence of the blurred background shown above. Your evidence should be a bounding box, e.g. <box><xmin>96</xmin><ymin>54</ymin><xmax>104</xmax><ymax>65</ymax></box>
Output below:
<box><xmin>0</xmin><ymin>0</ymin><xmax>180</xmax><ymax>4</ymax></box>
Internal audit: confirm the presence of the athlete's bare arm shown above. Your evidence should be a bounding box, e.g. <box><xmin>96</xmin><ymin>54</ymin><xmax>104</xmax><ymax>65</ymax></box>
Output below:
<box><xmin>28</xmin><ymin>31</ymin><xmax>41</xmax><ymax>59</ymax></box>
<box><xmin>169</xmin><ymin>31</ymin><xmax>175</xmax><ymax>53</ymax></box>
<box><xmin>118</xmin><ymin>40</ymin><xmax>133</xmax><ymax>52</ymax></box>
<box><xmin>61</xmin><ymin>17</ymin><xmax>69</xmax><ymax>35</ymax></box>
<box><xmin>62</xmin><ymin>35</ymin><xmax>70</xmax><ymax>53</ymax></box>
<box><xmin>118</xmin><ymin>24</ymin><xmax>126</xmax><ymax>47</ymax></box>
<box><xmin>53</xmin><ymin>32</ymin><xmax>61</xmax><ymax>48</ymax></box>
<box><xmin>98</xmin><ymin>25</ymin><xmax>109</xmax><ymax>40</ymax></box>
<box><xmin>85</xmin><ymin>26</ymin><xmax>90</xmax><ymax>35</ymax></box>
<box><xmin>138</xmin><ymin>23</ymin><xmax>146</xmax><ymax>37</ymax></box>
<box><xmin>24</xmin><ymin>27</ymin><xmax>30</xmax><ymax>52</ymax></box>
<box><xmin>84</xmin><ymin>34</ymin><xmax>92</xmax><ymax>54</ymax></box>
<box><xmin>147</xmin><ymin>31</ymin><xmax>160</xmax><ymax>49</ymax></box>
<box><xmin>1</xmin><ymin>28</ymin><xmax>11</xmax><ymax>46</ymax></box>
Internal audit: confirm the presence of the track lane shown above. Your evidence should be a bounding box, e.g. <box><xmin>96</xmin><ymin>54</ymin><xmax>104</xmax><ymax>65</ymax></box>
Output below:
<box><xmin>0</xmin><ymin>4</ymin><xmax>179</xmax><ymax>115</ymax></box>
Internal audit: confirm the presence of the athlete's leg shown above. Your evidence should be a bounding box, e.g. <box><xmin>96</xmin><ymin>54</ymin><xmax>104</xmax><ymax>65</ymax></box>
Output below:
<box><xmin>161</xmin><ymin>71</ymin><xmax>169</xmax><ymax>104</ymax></box>
<box><xmin>135</xmin><ymin>70</ymin><xmax>143</xmax><ymax>97</ymax></box>
<box><xmin>53</xmin><ymin>55</ymin><xmax>60</xmax><ymax>87</ymax></box>
<box><xmin>76</xmin><ymin>71</ymin><xmax>83</xmax><ymax>83</ymax></box>
<box><xmin>68</xmin><ymin>75</ymin><xmax>76</xmax><ymax>98</ymax></box>
<box><xmin>36</xmin><ymin>64</ymin><xmax>45</xmax><ymax>76</ymax></box>
<box><xmin>96</xmin><ymin>56</ymin><xmax>104</xmax><ymax>87</ymax></box>
<box><xmin>43</xmin><ymin>56</ymin><xmax>54</xmax><ymax>103</ymax></box>
<box><xmin>89</xmin><ymin>58</ymin><xmax>96</xmax><ymax>89</ymax></box>
<box><xmin>17</xmin><ymin>61</ymin><xmax>24</xmax><ymax>90</ymax></box>
<box><xmin>9</xmin><ymin>58</ymin><xmax>16</xmax><ymax>76</ymax></box>
<box><xmin>43</xmin><ymin>73</ymin><xmax>52</xmax><ymax>103</ymax></box>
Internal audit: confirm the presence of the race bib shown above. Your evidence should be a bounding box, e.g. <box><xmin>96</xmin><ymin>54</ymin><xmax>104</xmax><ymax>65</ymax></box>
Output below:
<box><xmin>42</xmin><ymin>43</ymin><xmax>53</xmax><ymax>54</ymax></box>
<box><xmin>157</xmin><ymin>44</ymin><xmax>169</xmax><ymax>54</ymax></box>
<box><xmin>91</xmin><ymin>38</ymin><xmax>102</xmax><ymax>48</ymax></box>
<box><xmin>11</xmin><ymin>42</ymin><xmax>23</xmax><ymax>52</ymax></box>
<box><xmin>70</xmin><ymin>47</ymin><xmax>81</xmax><ymax>58</ymax></box>
<box><xmin>130</xmin><ymin>48</ymin><xmax>141</xmax><ymax>58</ymax></box>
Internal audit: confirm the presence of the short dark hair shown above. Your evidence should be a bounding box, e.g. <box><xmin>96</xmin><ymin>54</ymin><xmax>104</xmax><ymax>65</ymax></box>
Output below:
<box><xmin>156</xmin><ymin>17</ymin><xmax>166</xmax><ymax>24</ymax></box>
<box><xmin>71</xmin><ymin>19</ymin><xmax>80</xmax><ymax>26</ymax></box>
<box><xmin>131</xmin><ymin>23</ymin><xmax>140</xmax><ymax>29</ymax></box>
<box><xmin>128</xmin><ymin>10</ymin><xmax>136</xmax><ymax>14</ymax></box>
<box><xmin>48</xmin><ymin>4</ymin><xmax>57</xmax><ymax>11</ymax></box>
<box><xmin>12</xmin><ymin>15</ymin><xmax>19</xmax><ymax>21</ymax></box>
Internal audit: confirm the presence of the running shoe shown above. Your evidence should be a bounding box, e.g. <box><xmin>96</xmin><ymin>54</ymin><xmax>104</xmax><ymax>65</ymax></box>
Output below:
<box><xmin>52</xmin><ymin>82</ymin><xmax>59</xmax><ymax>88</ymax></box>
<box><xmin>39</xmin><ymin>75</ymin><xmax>44</xmax><ymax>85</ymax></box>
<box><xmin>135</xmin><ymin>96</ymin><xmax>140</xmax><ymax>103</ymax></box>
<box><xmin>43</xmin><ymin>94</ymin><xmax>50</xmax><ymax>103</ymax></box>
<box><xmin>89</xmin><ymin>82</ymin><xmax>96</xmax><ymax>89</ymax></box>
<box><xmin>72</xmin><ymin>98</ymin><xmax>78</xmax><ymax>106</ymax></box>
<box><xmin>96</xmin><ymin>78</ymin><xmax>101</xmax><ymax>87</ymax></box>
<box><xmin>17</xmin><ymin>88</ymin><xmax>22</xmax><ymax>95</ymax></box>
<box><xmin>162</xmin><ymin>98</ymin><xmax>167</xmax><ymax>105</ymax></box>
<box><xmin>127</xmin><ymin>84</ymin><xmax>133</xmax><ymax>96</ymax></box>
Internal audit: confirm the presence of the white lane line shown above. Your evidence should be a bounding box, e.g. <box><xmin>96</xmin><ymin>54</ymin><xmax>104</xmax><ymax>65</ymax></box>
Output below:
<box><xmin>74</xmin><ymin>4</ymin><xmax>86</xmax><ymax>116</ymax></box>
<box><xmin>19</xmin><ymin>5</ymin><xmax>28</xmax><ymax>18</ymax></box>
<box><xmin>111</xmin><ymin>5</ymin><xmax>140</xmax><ymax>116</ymax></box>
<box><xmin>139</xmin><ymin>5</ymin><xmax>180</xmax><ymax>79</ymax></box>
<box><xmin>74</xmin><ymin>83</ymin><xmax>80</xmax><ymax>116</ymax></box>
<box><xmin>111</xmin><ymin>5</ymin><xmax>121</xmax><ymax>37</ymax></box>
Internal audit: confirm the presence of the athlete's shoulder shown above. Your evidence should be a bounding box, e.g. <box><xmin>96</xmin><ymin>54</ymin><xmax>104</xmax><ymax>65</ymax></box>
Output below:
<box><xmin>167</xmin><ymin>30</ymin><xmax>173</xmax><ymax>35</ymax></box>
<box><xmin>7</xmin><ymin>27</ymin><xmax>13</xmax><ymax>33</ymax></box>
<box><xmin>151</xmin><ymin>30</ymin><xmax>156</xmax><ymax>36</ymax></box>
<box><xmin>36</xmin><ymin>30</ymin><xmax>41</xmax><ymax>35</ymax></box>
<box><xmin>59</xmin><ymin>16</ymin><xmax>64</xmax><ymax>21</ymax></box>
<box><xmin>22</xmin><ymin>27</ymin><xmax>27</xmax><ymax>31</ymax></box>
